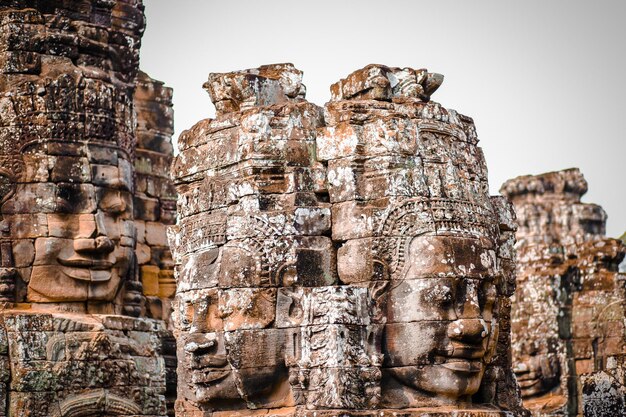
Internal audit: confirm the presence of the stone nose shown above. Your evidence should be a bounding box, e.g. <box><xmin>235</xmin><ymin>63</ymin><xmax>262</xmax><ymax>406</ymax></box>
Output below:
<box><xmin>74</xmin><ymin>235</ymin><xmax>115</xmax><ymax>254</ymax></box>
<box><xmin>513</xmin><ymin>362</ymin><xmax>530</xmax><ymax>375</ymax></box>
<box><xmin>447</xmin><ymin>318</ymin><xmax>489</xmax><ymax>344</ymax></box>
<box><xmin>457</xmin><ymin>282</ymin><xmax>481</xmax><ymax>319</ymax></box>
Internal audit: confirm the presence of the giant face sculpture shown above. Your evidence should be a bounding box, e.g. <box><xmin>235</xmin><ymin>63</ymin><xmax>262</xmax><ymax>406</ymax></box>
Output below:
<box><xmin>322</xmin><ymin>64</ymin><xmax>516</xmax><ymax>410</ymax></box>
<box><xmin>1</xmin><ymin>142</ymin><xmax>135</xmax><ymax>304</ymax></box>
<box><xmin>514</xmin><ymin>340</ymin><xmax>560</xmax><ymax>398</ymax></box>
<box><xmin>171</xmin><ymin>64</ymin><xmax>325</xmax><ymax>413</ymax></box>
<box><xmin>383</xmin><ymin>234</ymin><xmax>499</xmax><ymax>400</ymax></box>
<box><xmin>0</xmin><ymin>2</ymin><xmax>177</xmax><ymax>416</ymax></box>
<box><xmin>502</xmin><ymin>169</ymin><xmax>626</xmax><ymax>415</ymax></box>
<box><xmin>0</xmin><ymin>62</ymin><xmax>139</xmax><ymax>309</ymax></box>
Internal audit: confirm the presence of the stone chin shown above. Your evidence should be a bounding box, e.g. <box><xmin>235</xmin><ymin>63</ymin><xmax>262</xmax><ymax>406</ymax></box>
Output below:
<box><xmin>388</xmin><ymin>361</ymin><xmax>486</xmax><ymax>399</ymax></box>
<box><xmin>27</xmin><ymin>247</ymin><xmax>132</xmax><ymax>303</ymax></box>
<box><xmin>193</xmin><ymin>360</ymin><xmax>290</xmax><ymax>407</ymax></box>
<box><xmin>195</xmin><ymin>372</ymin><xmax>240</xmax><ymax>405</ymax></box>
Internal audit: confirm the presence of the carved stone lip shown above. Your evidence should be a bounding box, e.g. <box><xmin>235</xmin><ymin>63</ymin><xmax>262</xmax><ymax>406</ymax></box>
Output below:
<box><xmin>191</xmin><ymin>353</ymin><xmax>229</xmax><ymax>369</ymax></box>
<box><xmin>514</xmin><ymin>363</ymin><xmax>542</xmax><ymax>384</ymax></box>
<box><xmin>516</xmin><ymin>375</ymin><xmax>541</xmax><ymax>388</ymax></box>
<box><xmin>447</xmin><ymin>343</ymin><xmax>486</xmax><ymax>359</ymax></box>
<box><xmin>60</xmin><ymin>266</ymin><xmax>112</xmax><ymax>282</ymax></box>
<box><xmin>440</xmin><ymin>359</ymin><xmax>482</xmax><ymax>373</ymax></box>
<box><xmin>58</xmin><ymin>255</ymin><xmax>115</xmax><ymax>270</ymax></box>
<box><xmin>195</xmin><ymin>370</ymin><xmax>230</xmax><ymax>385</ymax></box>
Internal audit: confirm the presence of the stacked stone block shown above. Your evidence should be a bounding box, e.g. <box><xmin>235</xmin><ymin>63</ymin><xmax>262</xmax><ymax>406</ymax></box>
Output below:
<box><xmin>133</xmin><ymin>70</ymin><xmax>177</xmax><ymax>416</ymax></box>
<box><xmin>1</xmin><ymin>312</ymin><xmax>167</xmax><ymax>416</ymax></box>
<box><xmin>170</xmin><ymin>63</ymin><xmax>334</xmax><ymax>415</ymax></box>
<box><xmin>134</xmin><ymin>70</ymin><xmax>177</xmax><ymax>323</ymax></box>
<box><xmin>323</xmin><ymin>65</ymin><xmax>521</xmax><ymax>413</ymax></box>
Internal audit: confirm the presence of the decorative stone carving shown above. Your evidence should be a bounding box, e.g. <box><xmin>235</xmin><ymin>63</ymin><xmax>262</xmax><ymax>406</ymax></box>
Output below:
<box><xmin>170</xmin><ymin>63</ymin><xmax>527</xmax><ymax>416</ymax></box>
<box><xmin>0</xmin><ymin>1</ymin><xmax>175</xmax><ymax>416</ymax></box>
<box><xmin>502</xmin><ymin>169</ymin><xmax>626</xmax><ymax>416</ymax></box>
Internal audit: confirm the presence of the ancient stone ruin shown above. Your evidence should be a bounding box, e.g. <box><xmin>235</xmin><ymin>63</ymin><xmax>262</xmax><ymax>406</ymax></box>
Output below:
<box><xmin>169</xmin><ymin>63</ymin><xmax>527</xmax><ymax>416</ymax></box>
<box><xmin>502</xmin><ymin>169</ymin><xmax>626</xmax><ymax>416</ymax></box>
<box><xmin>134</xmin><ymin>70</ymin><xmax>177</xmax><ymax>326</ymax></box>
<box><xmin>0</xmin><ymin>1</ymin><xmax>176</xmax><ymax>415</ymax></box>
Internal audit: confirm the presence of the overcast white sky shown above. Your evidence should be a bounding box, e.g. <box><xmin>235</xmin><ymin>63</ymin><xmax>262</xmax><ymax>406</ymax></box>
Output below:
<box><xmin>139</xmin><ymin>0</ymin><xmax>625</xmax><ymax>238</ymax></box>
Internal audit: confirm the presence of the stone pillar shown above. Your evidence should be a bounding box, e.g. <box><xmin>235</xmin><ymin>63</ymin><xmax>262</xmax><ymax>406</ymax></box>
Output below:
<box><xmin>170</xmin><ymin>63</ymin><xmax>328</xmax><ymax>415</ymax></box>
<box><xmin>502</xmin><ymin>169</ymin><xmax>626</xmax><ymax>416</ymax></box>
<box><xmin>0</xmin><ymin>1</ymin><xmax>171</xmax><ymax>415</ymax></box>
<box><xmin>170</xmin><ymin>63</ymin><xmax>528</xmax><ymax>416</ymax></box>
<box><xmin>133</xmin><ymin>70</ymin><xmax>177</xmax><ymax>417</ymax></box>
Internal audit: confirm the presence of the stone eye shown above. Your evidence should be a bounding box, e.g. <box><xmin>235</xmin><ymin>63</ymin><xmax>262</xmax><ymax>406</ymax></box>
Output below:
<box><xmin>56</xmin><ymin>184</ymin><xmax>79</xmax><ymax>213</ymax></box>
<box><xmin>479</xmin><ymin>281</ymin><xmax>497</xmax><ymax>311</ymax></box>
<box><xmin>424</xmin><ymin>283</ymin><xmax>453</xmax><ymax>307</ymax></box>
<box><xmin>99</xmin><ymin>189</ymin><xmax>128</xmax><ymax>215</ymax></box>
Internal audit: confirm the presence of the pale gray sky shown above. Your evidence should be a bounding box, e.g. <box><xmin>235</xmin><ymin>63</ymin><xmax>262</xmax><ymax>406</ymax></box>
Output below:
<box><xmin>139</xmin><ymin>0</ymin><xmax>625</xmax><ymax>238</ymax></box>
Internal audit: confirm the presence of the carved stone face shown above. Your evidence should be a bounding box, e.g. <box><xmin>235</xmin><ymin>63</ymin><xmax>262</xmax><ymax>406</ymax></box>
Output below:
<box><xmin>1</xmin><ymin>145</ymin><xmax>135</xmax><ymax>303</ymax></box>
<box><xmin>514</xmin><ymin>340</ymin><xmax>561</xmax><ymax>398</ymax></box>
<box><xmin>184</xmin><ymin>329</ymin><xmax>289</xmax><ymax>406</ymax></box>
<box><xmin>176</xmin><ymin>247</ymin><xmax>289</xmax><ymax>409</ymax></box>
<box><xmin>510</xmin><ymin>268</ymin><xmax>564</xmax><ymax>403</ymax></box>
<box><xmin>383</xmin><ymin>234</ymin><xmax>499</xmax><ymax>399</ymax></box>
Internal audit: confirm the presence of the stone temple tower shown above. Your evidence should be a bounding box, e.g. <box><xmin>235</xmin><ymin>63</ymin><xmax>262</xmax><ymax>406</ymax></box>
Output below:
<box><xmin>502</xmin><ymin>168</ymin><xmax>626</xmax><ymax>417</ymax></box>
<box><xmin>0</xmin><ymin>1</ymin><xmax>176</xmax><ymax>415</ymax></box>
<box><xmin>169</xmin><ymin>63</ymin><xmax>528</xmax><ymax>416</ymax></box>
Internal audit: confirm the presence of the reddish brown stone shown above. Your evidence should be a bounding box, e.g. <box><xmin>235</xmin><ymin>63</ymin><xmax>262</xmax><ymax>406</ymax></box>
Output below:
<box><xmin>502</xmin><ymin>169</ymin><xmax>626</xmax><ymax>416</ymax></box>
<box><xmin>170</xmin><ymin>64</ymin><xmax>527</xmax><ymax>416</ymax></box>
<box><xmin>0</xmin><ymin>2</ymin><xmax>175</xmax><ymax>416</ymax></box>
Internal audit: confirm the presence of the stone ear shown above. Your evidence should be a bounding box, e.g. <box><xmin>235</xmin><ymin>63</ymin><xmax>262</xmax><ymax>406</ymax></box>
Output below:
<box><xmin>369</xmin><ymin>279</ymin><xmax>388</xmax><ymax>302</ymax></box>
<box><xmin>123</xmin><ymin>250</ymin><xmax>144</xmax><ymax>317</ymax></box>
<box><xmin>0</xmin><ymin>265</ymin><xmax>17</xmax><ymax>302</ymax></box>
<box><xmin>0</xmin><ymin>167</ymin><xmax>19</xmax><ymax>303</ymax></box>
<box><xmin>368</xmin><ymin>279</ymin><xmax>389</xmax><ymax>324</ymax></box>
<box><xmin>0</xmin><ymin>172</ymin><xmax>15</xmax><ymax>207</ymax></box>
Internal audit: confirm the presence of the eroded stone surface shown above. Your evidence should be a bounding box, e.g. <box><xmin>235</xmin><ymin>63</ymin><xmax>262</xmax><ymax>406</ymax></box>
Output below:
<box><xmin>170</xmin><ymin>64</ymin><xmax>528</xmax><ymax>416</ymax></box>
<box><xmin>502</xmin><ymin>169</ymin><xmax>626</xmax><ymax>416</ymax></box>
<box><xmin>0</xmin><ymin>1</ymin><xmax>175</xmax><ymax>416</ymax></box>
<box><xmin>133</xmin><ymin>70</ymin><xmax>177</xmax><ymax>417</ymax></box>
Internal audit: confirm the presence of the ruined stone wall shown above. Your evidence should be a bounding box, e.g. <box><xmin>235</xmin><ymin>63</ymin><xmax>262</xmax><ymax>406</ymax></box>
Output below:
<box><xmin>170</xmin><ymin>63</ymin><xmax>527</xmax><ymax>416</ymax></box>
<box><xmin>0</xmin><ymin>1</ymin><xmax>174</xmax><ymax>415</ymax></box>
<box><xmin>502</xmin><ymin>169</ymin><xmax>626</xmax><ymax>416</ymax></box>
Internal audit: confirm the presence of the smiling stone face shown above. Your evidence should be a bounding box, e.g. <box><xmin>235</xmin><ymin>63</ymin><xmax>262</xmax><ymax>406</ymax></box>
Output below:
<box><xmin>0</xmin><ymin>143</ymin><xmax>136</xmax><ymax>304</ymax></box>
<box><xmin>383</xmin><ymin>234</ymin><xmax>499</xmax><ymax>400</ymax></box>
<box><xmin>0</xmin><ymin>2</ymin><xmax>178</xmax><ymax>416</ymax></box>
<box><xmin>170</xmin><ymin>63</ymin><xmax>329</xmax><ymax>413</ymax></box>
<box><xmin>503</xmin><ymin>169</ymin><xmax>626</xmax><ymax>415</ymax></box>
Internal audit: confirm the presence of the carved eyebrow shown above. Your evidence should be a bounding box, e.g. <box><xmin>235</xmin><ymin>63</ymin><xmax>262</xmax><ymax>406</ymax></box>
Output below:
<box><xmin>100</xmin><ymin>177</ymin><xmax>132</xmax><ymax>193</ymax></box>
<box><xmin>98</xmin><ymin>192</ymin><xmax>128</xmax><ymax>215</ymax></box>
